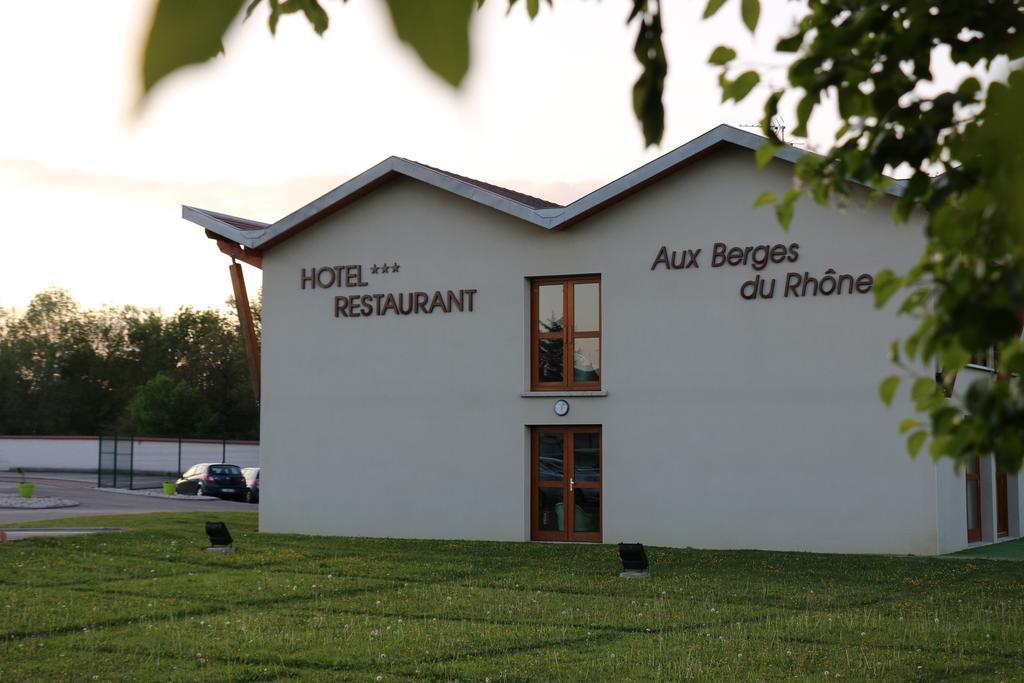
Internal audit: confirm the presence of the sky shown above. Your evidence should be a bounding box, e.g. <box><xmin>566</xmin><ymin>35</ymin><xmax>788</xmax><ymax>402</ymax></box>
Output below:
<box><xmin>0</xmin><ymin>0</ymin><xmax>822</xmax><ymax>313</ymax></box>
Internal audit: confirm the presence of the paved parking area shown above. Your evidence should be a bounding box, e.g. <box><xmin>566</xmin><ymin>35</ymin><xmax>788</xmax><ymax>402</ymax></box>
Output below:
<box><xmin>0</xmin><ymin>475</ymin><xmax>254</xmax><ymax>524</ymax></box>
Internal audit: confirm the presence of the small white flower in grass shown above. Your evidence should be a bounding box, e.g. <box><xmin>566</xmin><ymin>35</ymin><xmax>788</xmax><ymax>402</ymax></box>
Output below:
<box><xmin>376</xmin><ymin>676</ymin><xmax>383</xmax><ymax>681</ymax></box>
<box><xmin>860</xmin><ymin>632</ymin><xmax>865</xmax><ymax>636</ymax></box>
<box><xmin>934</xmin><ymin>618</ymin><xmax>939</xmax><ymax>623</ymax></box>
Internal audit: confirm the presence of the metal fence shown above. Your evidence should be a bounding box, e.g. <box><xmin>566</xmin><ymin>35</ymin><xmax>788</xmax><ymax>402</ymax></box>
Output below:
<box><xmin>97</xmin><ymin>435</ymin><xmax>260</xmax><ymax>490</ymax></box>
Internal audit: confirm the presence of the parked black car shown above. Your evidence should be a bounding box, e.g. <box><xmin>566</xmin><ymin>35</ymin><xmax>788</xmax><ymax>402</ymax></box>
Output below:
<box><xmin>241</xmin><ymin>467</ymin><xmax>260</xmax><ymax>504</ymax></box>
<box><xmin>175</xmin><ymin>463</ymin><xmax>247</xmax><ymax>501</ymax></box>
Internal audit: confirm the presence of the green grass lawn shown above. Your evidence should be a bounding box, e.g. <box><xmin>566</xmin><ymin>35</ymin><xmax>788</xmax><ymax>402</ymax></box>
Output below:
<box><xmin>2</xmin><ymin>513</ymin><xmax>1023</xmax><ymax>681</ymax></box>
<box><xmin>950</xmin><ymin>538</ymin><xmax>1024</xmax><ymax>561</ymax></box>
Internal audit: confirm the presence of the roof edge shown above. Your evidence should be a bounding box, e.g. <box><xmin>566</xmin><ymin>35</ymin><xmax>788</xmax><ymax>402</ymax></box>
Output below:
<box><xmin>183</xmin><ymin>124</ymin><xmax>904</xmax><ymax>248</ymax></box>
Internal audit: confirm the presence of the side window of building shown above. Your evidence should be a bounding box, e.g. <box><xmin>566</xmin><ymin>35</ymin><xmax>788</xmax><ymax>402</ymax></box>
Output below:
<box><xmin>968</xmin><ymin>348</ymin><xmax>998</xmax><ymax>371</ymax></box>
<box><xmin>531</xmin><ymin>276</ymin><xmax>601</xmax><ymax>390</ymax></box>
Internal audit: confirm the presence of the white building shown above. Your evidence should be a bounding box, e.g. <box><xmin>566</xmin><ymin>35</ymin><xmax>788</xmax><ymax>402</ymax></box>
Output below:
<box><xmin>184</xmin><ymin>125</ymin><xmax>1021</xmax><ymax>555</ymax></box>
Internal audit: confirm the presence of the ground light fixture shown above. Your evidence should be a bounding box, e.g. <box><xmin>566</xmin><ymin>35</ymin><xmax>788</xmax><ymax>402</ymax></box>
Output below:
<box><xmin>618</xmin><ymin>542</ymin><xmax>650</xmax><ymax>577</ymax></box>
<box><xmin>205</xmin><ymin>522</ymin><xmax>234</xmax><ymax>553</ymax></box>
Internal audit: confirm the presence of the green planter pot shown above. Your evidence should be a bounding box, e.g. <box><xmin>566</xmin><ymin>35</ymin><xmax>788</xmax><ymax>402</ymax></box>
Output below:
<box><xmin>162</xmin><ymin>482</ymin><xmax>176</xmax><ymax>496</ymax></box>
<box><xmin>17</xmin><ymin>483</ymin><xmax>34</xmax><ymax>498</ymax></box>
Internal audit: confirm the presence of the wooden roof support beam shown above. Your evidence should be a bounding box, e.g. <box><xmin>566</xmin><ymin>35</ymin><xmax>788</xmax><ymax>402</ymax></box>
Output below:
<box><xmin>208</xmin><ymin>232</ymin><xmax>263</xmax><ymax>269</ymax></box>
<box><xmin>229</xmin><ymin>262</ymin><xmax>261</xmax><ymax>406</ymax></box>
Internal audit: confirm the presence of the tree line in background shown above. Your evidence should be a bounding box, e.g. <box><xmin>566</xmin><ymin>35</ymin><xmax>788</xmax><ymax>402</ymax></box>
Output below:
<box><xmin>0</xmin><ymin>288</ymin><xmax>260</xmax><ymax>440</ymax></box>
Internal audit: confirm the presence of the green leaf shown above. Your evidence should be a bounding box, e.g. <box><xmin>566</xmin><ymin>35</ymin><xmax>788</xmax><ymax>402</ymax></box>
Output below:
<box><xmin>267</xmin><ymin>0</ymin><xmax>329</xmax><ymax>36</ymax></box>
<box><xmin>911</xmin><ymin>377</ymin><xmax>937</xmax><ymax>403</ymax></box>
<box><xmin>879</xmin><ymin>375</ymin><xmax>901</xmax><ymax>406</ymax></box>
<box><xmin>907</xmin><ymin>430</ymin><xmax>928</xmax><ymax>458</ymax></box>
<box><xmin>753</xmin><ymin>191</ymin><xmax>776</xmax><ymax>207</ymax></box>
<box><xmin>703</xmin><ymin>0</ymin><xmax>729</xmax><ymax>19</ymax></box>
<box><xmin>755</xmin><ymin>142</ymin><xmax>780</xmax><ymax>169</ymax></box>
<box><xmin>141</xmin><ymin>0</ymin><xmax>247</xmax><ymax>95</ymax></box>
<box><xmin>740</xmin><ymin>0</ymin><xmax>759</xmax><ymax>32</ymax></box>
<box><xmin>720</xmin><ymin>71</ymin><xmax>759</xmax><ymax>103</ymax></box>
<box><xmin>775</xmin><ymin>187</ymin><xmax>800</xmax><ymax>230</ymax></box>
<box><xmin>383</xmin><ymin>0</ymin><xmax>475</xmax><ymax>87</ymax></box>
<box><xmin>776</xmin><ymin>32</ymin><xmax>802</xmax><ymax>52</ymax></box>
<box><xmin>708</xmin><ymin>46</ymin><xmax>736</xmax><ymax>65</ymax></box>
<box><xmin>872</xmin><ymin>269</ymin><xmax>902</xmax><ymax>308</ymax></box>
<box><xmin>793</xmin><ymin>93</ymin><xmax>815</xmax><ymax>138</ymax></box>
<box><xmin>298</xmin><ymin>0</ymin><xmax>329</xmax><ymax>35</ymax></box>
<box><xmin>899</xmin><ymin>418</ymin><xmax>919</xmax><ymax>435</ymax></box>
<box><xmin>928</xmin><ymin>435</ymin><xmax>951</xmax><ymax>460</ymax></box>
<box><xmin>527</xmin><ymin>0</ymin><xmax>539</xmax><ymax>18</ymax></box>
<box><xmin>632</xmin><ymin>9</ymin><xmax>667</xmax><ymax>146</ymax></box>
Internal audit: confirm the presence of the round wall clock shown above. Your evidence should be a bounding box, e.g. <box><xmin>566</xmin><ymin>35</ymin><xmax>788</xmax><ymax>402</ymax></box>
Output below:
<box><xmin>553</xmin><ymin>399</ymin><xmax>570</xmax><ymax>417</ymax></box>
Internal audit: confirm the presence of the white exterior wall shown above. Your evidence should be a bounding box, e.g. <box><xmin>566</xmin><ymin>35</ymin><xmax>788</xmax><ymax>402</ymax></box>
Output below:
<box><xmin>258</xmin><ymin>147</ymin><xmax>955</xmax><ymax>554</ymax></box>
<box><xmin>936</xmin><ymin>459</ymin><xmax>968</xmax><ymax>554</ymax></box>
<box><xmin>0</xmin><ymin>436</ymin><xmax>259</xmax><ymax>474</ymax></box>
<box><xmin>0</xmin><ymin>437</ymin><xmax>98</xmax><ymax>472</ymax></box>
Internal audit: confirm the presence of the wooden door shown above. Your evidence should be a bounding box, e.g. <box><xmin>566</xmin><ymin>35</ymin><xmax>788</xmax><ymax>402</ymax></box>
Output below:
<box><xmin>997</xmin><ymin>468</ymin><xmax>1008</xmax><ymax>538</ymax></box>
<box><xmin>966</xmin><ymin>457</ymin><xmax>982</xmax><ymax>543</ymax></box>
<box><xmin>531</xmin><ymin>426</ymin><xmax>602</xmax><ymax>542</ymax></box>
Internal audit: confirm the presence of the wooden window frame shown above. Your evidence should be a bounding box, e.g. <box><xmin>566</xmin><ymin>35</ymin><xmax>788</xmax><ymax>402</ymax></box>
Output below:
<box><xmin>530</xmin><ymin>426</ymin><xmax>602</xmax><ymax>543</ymax></box>
<box><xmin>530</xmin><ymin>275</ymin><xmax>601</xmax><ymax>391</ymax></box>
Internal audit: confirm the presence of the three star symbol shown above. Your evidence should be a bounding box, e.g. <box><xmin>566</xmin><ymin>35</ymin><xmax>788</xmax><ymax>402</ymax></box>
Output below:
<box><xmin>371</xmin><ymin>262</ymin><xmax>400</xmax><ymax>274</ymax></box>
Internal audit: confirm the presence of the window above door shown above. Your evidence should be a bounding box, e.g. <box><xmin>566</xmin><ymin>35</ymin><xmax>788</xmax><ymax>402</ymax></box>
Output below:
<box><xmin>530</xmin><ymin>276</ymin><xmax>601</xmax><ymax>391</ymax></box>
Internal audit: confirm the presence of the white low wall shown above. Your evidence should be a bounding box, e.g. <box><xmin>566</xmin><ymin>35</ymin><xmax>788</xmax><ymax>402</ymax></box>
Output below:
<box><xmin>0</xmin><ymin>436</ymin><xmax>260</xmax><ymax>474</ymax></box>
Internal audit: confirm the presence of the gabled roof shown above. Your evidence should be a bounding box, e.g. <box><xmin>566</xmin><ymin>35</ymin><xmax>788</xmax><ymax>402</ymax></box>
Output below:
<box><xmin>182</xmin><ymin>124</ymin><xmax>899</xmax><ymax>252</ymax></box>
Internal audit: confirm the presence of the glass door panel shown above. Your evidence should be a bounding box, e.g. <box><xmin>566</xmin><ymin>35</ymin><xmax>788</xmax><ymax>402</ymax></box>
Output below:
<box><xmin>538</xmin><ymin>432</ymin><xmax>564</xmax><ymax>481</ymax></box>
<box><xmin>537</xmin><ymin>488</ymin><xmax>564</xmax><ymax>532</ymax></box>
<box><xmin>573</xmin><ymin>489</ymin><xmax>600</xmax><ymax>533</ymax></box>
<box><xmin>531</xmin><ymin>427</ymin><xmax>601</xmax><ymax>542</ymax></box>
